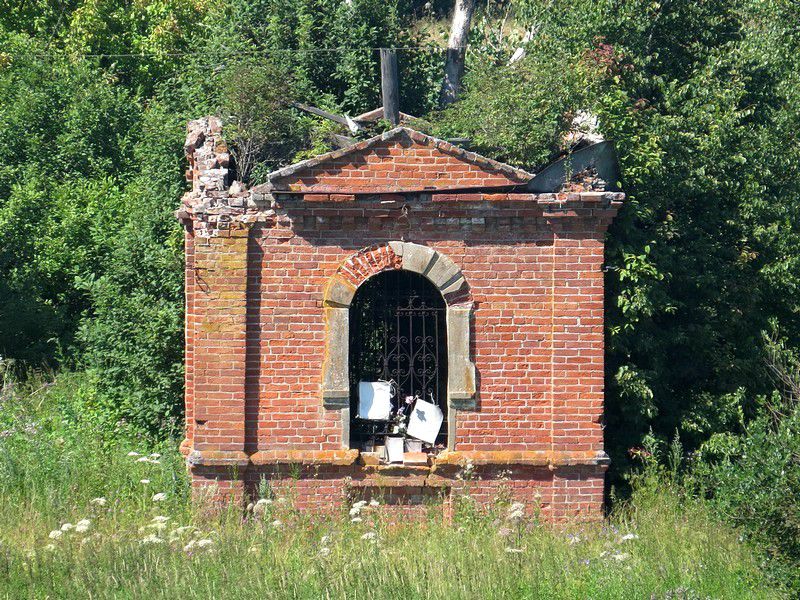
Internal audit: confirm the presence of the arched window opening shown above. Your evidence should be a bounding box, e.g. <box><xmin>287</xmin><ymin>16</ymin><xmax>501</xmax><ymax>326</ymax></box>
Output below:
<box><xmin>349</xmin><ymin>270</ymin><xmax>448</xmax><ymax>453</ymax></box>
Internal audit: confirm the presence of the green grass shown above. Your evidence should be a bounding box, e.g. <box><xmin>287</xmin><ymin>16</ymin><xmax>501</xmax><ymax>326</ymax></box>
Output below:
<box><xmin>0</xmin><ymin>373</ymin><xmax>783</xmax><ymax>599</ymax></box>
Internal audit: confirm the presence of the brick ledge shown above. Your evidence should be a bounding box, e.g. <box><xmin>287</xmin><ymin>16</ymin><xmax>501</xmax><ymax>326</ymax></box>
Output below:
<box><xmin>434</xmin><ymin>450</ymin><xmax>610</xmax><ymax>468</ymax></box>
<box><xmin>185</xmin><ymin>448</ymin><xmax>608</xmax><ymax>469</ymax></box>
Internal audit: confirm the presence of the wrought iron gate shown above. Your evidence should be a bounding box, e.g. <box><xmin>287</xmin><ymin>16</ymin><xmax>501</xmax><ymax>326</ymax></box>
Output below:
<box><xmin>349</xmin><ymin>270</ymin><xmax>448</xmax><ymax>447</ymax></box>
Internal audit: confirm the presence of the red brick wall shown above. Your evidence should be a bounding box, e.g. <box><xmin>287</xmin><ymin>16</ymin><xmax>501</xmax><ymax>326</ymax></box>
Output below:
<box><xmin>180</xmin><ymin>118</ymin><xmax>621</xmax><ymax>520</ymax></box>
<box><xmin>235</xmin><ymin>202</ymin><xmax>606</xmax><ymax>453</ymax></box>
<box><xmin>184</xmin><ymin>198</ymin><xmax>613</xmax><ymax>519</ymax></box>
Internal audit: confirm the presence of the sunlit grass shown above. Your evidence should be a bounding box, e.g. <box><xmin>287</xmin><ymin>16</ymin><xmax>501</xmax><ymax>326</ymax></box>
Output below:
<box><xmin>0</xmin><ymin>373</ymin><xmax>782</xmax><ymax>599</ymax></box>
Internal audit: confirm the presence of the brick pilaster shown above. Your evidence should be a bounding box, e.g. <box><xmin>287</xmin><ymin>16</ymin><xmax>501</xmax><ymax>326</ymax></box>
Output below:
<box><xmin>191</xmin><ymin>224</ymin><xmax>251</xmax><ymax>458</ymax></box>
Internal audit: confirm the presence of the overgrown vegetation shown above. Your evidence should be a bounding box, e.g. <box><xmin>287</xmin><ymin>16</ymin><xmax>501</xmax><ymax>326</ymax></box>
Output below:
<box><xmin>2</xmin><ymin>0</ymin><xmax>800</xmax><ymax>593</ymax></box>
<box><xmin>0</xmin><ymin>373</ymin><xmax>780</xmax><ymax>598</ymax></box>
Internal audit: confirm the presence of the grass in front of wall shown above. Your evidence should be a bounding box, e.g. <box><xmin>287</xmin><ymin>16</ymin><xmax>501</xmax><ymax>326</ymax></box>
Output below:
<box><xmin>0</xmin><ymin>372</ymin><xmax>781</xmax><ymax>599</ymax></box>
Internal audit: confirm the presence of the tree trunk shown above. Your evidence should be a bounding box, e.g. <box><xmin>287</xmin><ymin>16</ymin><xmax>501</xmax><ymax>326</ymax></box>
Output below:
<box><xmin>439</xmin><ymin>0</ymin><xmax>476</xmax><ymax>107</ymax></box>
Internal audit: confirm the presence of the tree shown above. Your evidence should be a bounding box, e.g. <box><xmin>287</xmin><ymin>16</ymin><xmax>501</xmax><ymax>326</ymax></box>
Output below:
<box><xmin>439</xmin><ymin>0</ymin><xmax>476</xmax><ymax>106</ymax></box>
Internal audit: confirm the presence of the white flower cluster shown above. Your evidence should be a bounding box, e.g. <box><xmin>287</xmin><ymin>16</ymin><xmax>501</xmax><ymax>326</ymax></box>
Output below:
<box><xmin>247</xmin><ymin>497</ymin><xmax>273</xmax><ymax>518</ymax></box>
<box><xmin>455</xmin><ymin>458</ymin><xmax>475</xmax><ymax>481</ymax></box>
<box><xmin>506</xmin><ymin>502</ymin><xmax>525</xmax><ymax>522</ymax></box>
<box><xmin>349</xmin><ymin>500</ymin><xmax>367</xmax><ymax>522</ymax></box>
<box><xmin>129</xmin><ymin>451</ymin><xmax>161</xmax><ymax>465</ymax></box>
<box><xmin>47</xmin><ymin>518</ymin><xmax>92</xmax><ymax>544</ymax></box>
<box><xmin>183</xmin><ymin>538</ymin><xmax>214</xmax><ymax>553</ymax></box>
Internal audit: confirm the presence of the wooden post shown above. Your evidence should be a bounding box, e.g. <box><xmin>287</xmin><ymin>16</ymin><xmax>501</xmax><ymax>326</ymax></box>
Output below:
<box><xmin>380</xmin><ymin>48</ymin><xmax>400</xmax><ymax>126</ymax></box>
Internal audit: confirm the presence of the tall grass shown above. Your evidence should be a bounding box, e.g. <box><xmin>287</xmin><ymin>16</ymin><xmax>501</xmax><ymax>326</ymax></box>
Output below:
<box><xmin>0</xmin><ymin>371</ymin><xmax>781</xmax><ymax>599</ymax></box>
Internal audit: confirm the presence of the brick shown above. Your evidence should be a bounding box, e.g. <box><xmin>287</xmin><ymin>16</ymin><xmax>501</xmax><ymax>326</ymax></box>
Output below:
<box><xmin>179</xmin><ymin>119</ymin><xmax>621</xmax><ymax>520</ymax></box>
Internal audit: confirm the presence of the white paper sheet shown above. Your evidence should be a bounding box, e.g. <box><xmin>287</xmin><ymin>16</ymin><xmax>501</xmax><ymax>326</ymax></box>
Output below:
<box><xmin>357</xmin><ymin>381</ymin><xmax>393</xmax><ymax>420</ymax></box>
<box><xmin>385</xmin><ymin>436</ymin><xmax>404</xmax><ymax>463</ymax></box>
<box><xmin>407</xmin><ymin>398</ymin><xmax>444</xmax><ymax>444</ymax></box>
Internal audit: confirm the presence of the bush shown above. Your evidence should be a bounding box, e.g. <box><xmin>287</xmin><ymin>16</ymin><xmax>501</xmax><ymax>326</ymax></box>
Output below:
<box><xmin>695</xmin><ymin>332</ymin><xmax>800</xmax><ymax>592</ymax></box>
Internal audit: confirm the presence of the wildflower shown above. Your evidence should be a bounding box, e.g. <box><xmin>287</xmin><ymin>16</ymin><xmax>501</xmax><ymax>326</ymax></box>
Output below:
<box><xmin>271</xmin><ymin>520</ymin><xmax>282</xmax><ymax>529</ymax></box>
<box><xmin>319</xmin><ymin>546</ymin><xmax>331</xmax><ymax>557</ymax></box>
<box><xmin>369</xmin><ymin>499</ymin><xmax>380</xmax><ymax>507</ymax></box>
<box><xmin>141</xmin><ymin>534</ymin><xmax>164</xmax><ymax>545</ymax></box>
<box><xmin>349</xmin><ymin>506</ymin><xmax>362</xmax><ymax>517</ymax></box>
<box><xmin>612</xmin><ymin>552</ymin><xmax>630</xmax><ymax>562</ymax></box>
<box><xmin>456</xmin><ymin>459</ymin><xmax>475</xmax><ymax>480</ymax></box>
<box><xmin>90</xmin><ymin>497</ymin><xmax>107</xmax><ymax>506</ymax></box>
<box><xmin>48</xmin><ymin>530</ymin><xmax>63</xmax><ymax>540</ymax></box>
<box><xmin>140</xmin><ymin>479</ymin><xmax>150</xmax><ymax>485</ymax></box>
<box><xmin>152</xmin><ymin>492</ymin><xmax>167</xmax><ymax>502</ymax></box>
<box><xmin>172</xmin><ymin>525</ymin><xmax>195</xmax><ymax>535</ymax></box>
<box><xmin>149</xmin><ymin>453</ymin><xmax>161</xmax><ymax>459</ymax></box>
<box><xmin>567</xmin><ymin>533</ymin><xmax>582</xmax><ymax>545</ymax></box>
<box><xmin>619</xmin><ymin>533</ymin><xmax>639</xmax><ymax>542</ymax></box>
<box><xmin>127</xmin><ymin>451</ymin><xmax>141</xmax><ymax>457</ymax></box>
<box><xmin>352</xmin><ymin>500</ymin><xmax>367</xmax><ymax>509</ymax></box>
<box><xmin>60</xmin><ymin>523</ymin><xmax>75</xmax><ymax>532</ymax></box>
<box><xmin>505</xmin><ymin>547</ymin><xmax>524</xmax><ymax>554</ymax></box>
<box><xmin>184</xmin><ymin>538</ymin><xmax>214</xmax><ymax>553</ymax></box>
<box><xmin>152</xmin><ymin>515</ymin><xmax>170</xmax><ymax>523</ymax></box>
<box><xmin>43</xmin><ymin>543</ymin><xmax>57</xmax><ymax>552</ymax></box>
<box><xmin>136</xmin><ymin>457</ymin><xmax>150</xmax><ymax>463</ymax></box>
<box><xmin>248</xmin><ymin>545</ymin><xmax>260</xmax><ymax>554</ymax></box>
<box><xmin>506</xmin><ymin>502</ymin><xmax>525</xmax><ymax>522</ymax></box>
<box><xmin>497</xmin><ymin>526</ymin><xmax>513</xmax><ymax>538</ymax></box>
<box><xmin>350</xmin><ymin>517</ymin><xmax>363</xmax><ymax>523</ymax></box>
<box><xmin>361</xmin><ymin>532</ymin><xmax>377</xmax><ymax>541</ymax></box>
<box><xmin>320</xmin><ymin>535</ymin><xmax>330</xmax><ymax>545</ymax></box>
<box><xmin>75</xmin><ymin>519</ymin><xmax>91</xmax><ymax>533</ymax></box>
<box><xmin>147</xmin><ymin>522</ymin><xmax>168</xmax><ymax>532</ymax></box>
<box><xmin>253</xmin><ymin>498</ymin><xmax>272</xmax><ymax>517</ymax></box>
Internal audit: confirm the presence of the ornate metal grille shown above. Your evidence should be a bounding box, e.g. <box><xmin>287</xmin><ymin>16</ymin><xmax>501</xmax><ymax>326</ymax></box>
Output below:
<box><xmin>349</xmin><ymin>270</ymin><xmax>447</xmax><ymax>448</ymax></box>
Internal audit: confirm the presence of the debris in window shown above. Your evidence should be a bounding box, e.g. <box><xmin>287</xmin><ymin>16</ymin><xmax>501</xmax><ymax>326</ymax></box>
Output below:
<box><xmin>407</xmin><ymin>396</ymin><xmax>444</xmax><ymax>445</ymax></box>
<box><xmin>357</xmin><ymin>381</ymin><xmax>393</xmax><ymax>420</ymax></box>
<box><xmin>385</xmin><ymin>437</ymin><xmax>404</xmax><ymax>463</ymax></box>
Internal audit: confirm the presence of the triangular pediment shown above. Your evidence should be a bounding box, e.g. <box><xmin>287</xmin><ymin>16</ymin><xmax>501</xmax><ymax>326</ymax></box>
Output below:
<box><xmin>260</xmin><ymin>127</ymin><xmax>533</xmax><ymax>194</ymax></box>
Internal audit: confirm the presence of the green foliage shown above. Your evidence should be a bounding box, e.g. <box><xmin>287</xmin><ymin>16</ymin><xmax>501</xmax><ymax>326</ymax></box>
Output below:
<box><xmin>693</xmin><ymin>331</ymin><xmax>800</xmax><ymax>592</ymax></box>
<box><xmin>0</xmin><ymin>372</ymin><xmax>780</xmax><ymax>598</ymax></box>
<box><xmin>220</xmin><ymin>60</ymin><xmax>304</xmax><ymax>183</ymax></box>
<box><xmin>219</xmin><ymin>0</ymin><xmax>441</xmax><ymax>116</ymax></box>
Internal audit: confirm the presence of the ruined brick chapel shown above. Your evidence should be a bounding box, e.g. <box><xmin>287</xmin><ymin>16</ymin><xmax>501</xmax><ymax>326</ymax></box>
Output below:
<box><xmin>177</xmin><ymin>109</ymin><xmax>623</xmax><ymax>520</ymax></box>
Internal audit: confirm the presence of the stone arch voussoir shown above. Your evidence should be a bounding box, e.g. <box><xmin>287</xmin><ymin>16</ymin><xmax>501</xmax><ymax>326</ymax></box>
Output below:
<box><xmin>321</xmin><ymin>243</ymin><xmax>477</xmax><ymax>442</ymax></box>
<box><xmin>323</xmin><ymin>242</ymin><xmax>471</xmax><ymax>309</ymax></box>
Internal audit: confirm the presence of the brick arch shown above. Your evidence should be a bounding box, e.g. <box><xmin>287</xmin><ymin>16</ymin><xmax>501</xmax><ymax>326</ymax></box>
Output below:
<box><xmin>321</xmin><ymin>243</ymin><xmax>477</xmax><ymax>449</ymax></box>
<box><xmin>323</xmin><ymin>242</ymin><xmax>471</xmax><ymax>308</ymax></box>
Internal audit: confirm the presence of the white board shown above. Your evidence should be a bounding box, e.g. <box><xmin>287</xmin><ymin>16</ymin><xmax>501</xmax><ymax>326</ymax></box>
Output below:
<box><xmin>407</xmin><ymin>398</ymin><xmax>444</xmax><ymax>444</ymax></box>
<box><xmin>357</xmin><ymin>381</ymin><xmax>393</xmax><ymax>420</ymax></box>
